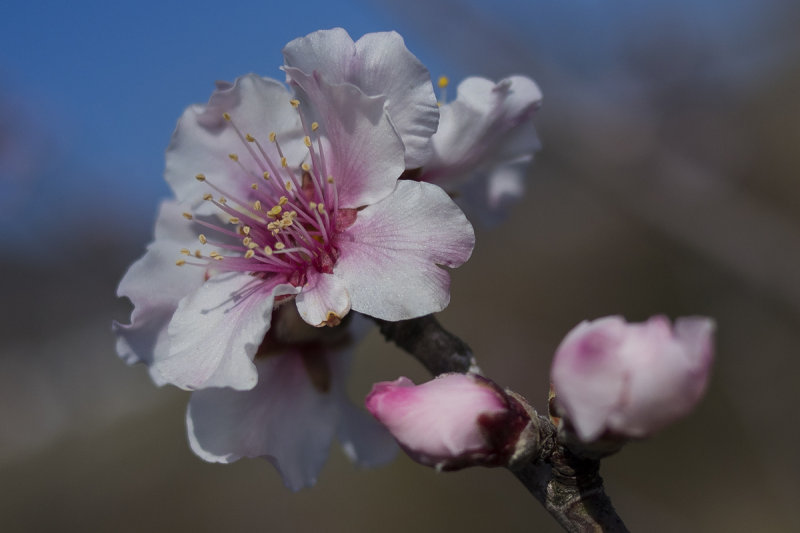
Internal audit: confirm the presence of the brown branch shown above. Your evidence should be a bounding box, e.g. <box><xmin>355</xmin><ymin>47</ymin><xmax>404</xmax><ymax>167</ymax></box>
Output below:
<box><xmin>375</xmin><ymin>314</ymin><xmax>629</xmax><ymax>533</ymax></box>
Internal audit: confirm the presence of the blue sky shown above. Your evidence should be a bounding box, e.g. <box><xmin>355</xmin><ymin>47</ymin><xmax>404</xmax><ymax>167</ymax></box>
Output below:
<box><xmin>0</xmin><ymin>0</ymin><xmax>786</xmax><ymax>247</ymax></box>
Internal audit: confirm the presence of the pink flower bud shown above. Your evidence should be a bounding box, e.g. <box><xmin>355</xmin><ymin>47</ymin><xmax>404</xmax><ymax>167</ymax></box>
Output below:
<box><xmin>551</xmin><ymin>315</ymin><xmax>715</xmax><ymax>442</ymax></box>
<box><xmin>365</xmin><ymin>374</ymin><xmax>528</xmax><ymax>470</ymax></box>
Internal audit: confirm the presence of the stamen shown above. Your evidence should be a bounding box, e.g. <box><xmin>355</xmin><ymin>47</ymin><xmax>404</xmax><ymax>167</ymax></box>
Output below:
<box><xmin>176</xmin><ymin>259</ymin><xmax>186</xmax><ymax>266</ymax></box>
<box><xmin>437</xmin><ymin>75</ymin><xmax>450</xmax><ymax>105</ymax></box>
<box><xmin>198</xmin><ymin>234</ymin><xmax>208</xmax><ymax>244</ymax></box>
<box><xmin>182</xmin><ymin>212</ymin><xmax>193</xmax><ymax>220</ymax></box>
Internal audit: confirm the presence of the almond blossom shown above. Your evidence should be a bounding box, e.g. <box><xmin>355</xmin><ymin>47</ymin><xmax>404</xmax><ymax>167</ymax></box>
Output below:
<box><xmin>550</xmin><ymin>315</ymin><xmax>715</xmax><ymax>442</ymax></box>
<box><xmin>117</xmin><ymin>69</ymin><xmax>473</xmax><ymax>392</ymax></box>
<box><xmin>114</xmin><ymin>29</ymin><xmax>474</xmax><ymax>488</ymax></box>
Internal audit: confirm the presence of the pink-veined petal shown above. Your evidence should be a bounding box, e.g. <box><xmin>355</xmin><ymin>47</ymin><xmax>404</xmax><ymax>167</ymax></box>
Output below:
<box><xmin>283</xmin><ymin>69</ymin><xmax>405</xmax><ymax>208</ymax></box>
<box><xmin>159</xmin><ymin>272</ymin><xmax>298</xmax><ymax>391</ymax></box>
<box><xmin>334</xmin><ymin>180</ymin><xmax>474</xmax><ymax>320</ymax></box>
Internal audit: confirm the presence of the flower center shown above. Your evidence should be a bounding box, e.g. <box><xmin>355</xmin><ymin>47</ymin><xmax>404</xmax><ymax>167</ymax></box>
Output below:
<box><xmin>175</xmin><ymin>100</ymin><xmax>356</xmax><ymax>286</ymax></box>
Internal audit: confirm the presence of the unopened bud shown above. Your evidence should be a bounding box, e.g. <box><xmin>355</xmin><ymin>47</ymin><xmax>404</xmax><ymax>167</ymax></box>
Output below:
<box><xmin>551</xmin><ymin>315</ymin><xmax>715</xmax><ymax>443</ymax></box>
<box><xmin>366</xmin><ymin>373</ymin><xmax>530</xmax><ymax>470</ymax></box>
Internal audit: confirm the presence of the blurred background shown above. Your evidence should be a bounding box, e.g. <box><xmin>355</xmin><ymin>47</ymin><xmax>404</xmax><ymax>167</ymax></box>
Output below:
<box><xmin>1</xmin><ymin>0</ymin><xmax>799</xmax><ymax>531</ymax></box>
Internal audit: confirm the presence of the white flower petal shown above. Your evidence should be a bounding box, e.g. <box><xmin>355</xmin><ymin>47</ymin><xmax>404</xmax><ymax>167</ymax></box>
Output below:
<box><xmin>114</xmin><ymin>201</ymin><xmax>212</xmax><ymax>377</ymax></box>
<box><xmin>283</xmin><ymin>28</ymin><xmax>439</xmax><ymax>167</ymax></box>
<box><xmin>335</xmin><ymin>180</ymin><xmax>474</xmax><ymax>320</ymax></box>
<box><xmin>295</xmin><ymin>272</ymin><xmax>351</xmax><ymax>327</ymax></box>
<box><xmin>158</xmin><ymin>272</ymin><xmax>298</xmax><ymax>390</ymax></box>
<box><xmin>187</xmin><ymin>351</ymin><xmax>339</xmax><ymax>491</ymax></box>
<box><xmin>421</xmin><ymin>75</ymin><xmax>541</xmax><ymax>221</ymax></box>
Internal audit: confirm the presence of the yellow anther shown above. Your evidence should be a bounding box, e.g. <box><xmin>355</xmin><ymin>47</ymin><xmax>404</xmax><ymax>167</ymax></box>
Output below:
<box><xmin>279</xmin><ymin>196</ymin><xmax>288</xmax><ymax>206</ymax></box>
<box><xmin>203</xmin><ymin>193</ymin><xmax>213</xmax><ymax>201</ymax></box>
<box><xmin>182</xmin><ymin>212</ymin><xmax>193</xmax><ymax>220</ymax></box>
<box><xmin>242</xmin><ymin>237</ymin><xmax>252</xmax><ymax>246</ymax></box>
<box><xmin>198</xmin><ymin>234</ymin><xmax>207</xmax><ymax>244</ymax></box>
<box><xmin>194</xmin><ymin>249</ymin><xmax>202</xmax><ymax>258</ymax></box>
<box><xmin>245</xmin><ymin>134</ymin><xmax>255</xmax><ymax>142</ymax></box>
<box><xmin>263</xmin><ymin>245</ymin><xmax>273</xmax><ymax>255</ymax></box>
<box><xmin>267</xmin><ymin>205</ymin><xmax>282</xmax><ymax>217</ymax></box>
<box><xmin>228</xmin><ymin>153</ymin><xmax>239</xmax><ymax>162</ymax></box>
<box><xmin>251</xmin><ymin>183</ymin><xmax>259</xmax><ymax>190</ymax></box>
<box><xmin>274</xmin><ymin>242</ymin><xmax>286</xmax><ymax>250</ymax></box>
<box><xmin>285</xmin><ymin>181</ymin><xmax>292</xmax><ymax>191</ymax></box>
<box><xmin>219</xmin><ymin>197</ymin><xmax>227</xmax><ymax>204</ymax></box>
<box><xmin>229</xmin><ymin>217</ymin><xmax>240</xmax><ymax>224</ymax></box>
<box><xmin>280</xmin><ymin>157</ymin><xmax>287</xmax><ymax>168</ymax></box>
<box><xmin>290</xmin><ymin>99</ymin><xmax>300</xmax><ymax>108</ymax></box>
<box><xmin>317</xmin><ymin>203</ymin><xmax>325</xmax><ymax>214</ymax></box>
<box><xmin>248</xmin><ymin>241</ymin><xmax>259</xmax><ymax>249</ymax></box>
<box><xmin>213</xmin><ymin>255</ymin><xmax>224</xmax><ymax>261</ymax></box>
<box><xmin>222</xmin><ymin>112</ymin><xmax>231</xmax><ymax>121</ymax></box>
<box><xmin>242</xmin><ymin>226</ymin><xmax>251</xmax><ymax>235</ymax></box>
<box><xmin>311</xmin><ymin>122</ymin><xmax>319</xmax><ymax>131</ymax></box>
<box><xmin>303</xmin><ymin>136</ymin><xmax>312</xmax><ymax>147</ymax></box>
<box><xmin>301</xmin><ymin>163</ymin><xmax>310</xmax><ymax>171</ymax></box>
<box><xmin>253</xmin><ymin>200</ymin><xmax>262</xmax><ymax>211</ymax></box>
<box><xmin>327</xmin><ymin>176</ymin><xmax>334</xmax><ymax>184</ymax></box>
<box><xmin>176</xmin><ymin>259</ymin><xmax>186</xmax><ymax>266</ymax></box>
<box><xmin>268</xmin><ymin>132</ymin><xmax>277</xmax><ymax>142</ymax></box>
<box><xmin>180</xmin><ymin>248</ymin><xmax>190</xmax><ymax>255</ymax></box>
<box><xmin>309</xmin><ymin>202</ymin><xmax>317</xmax><ymax>210</ymax></box>
<box><xmin>244</xmin><ymin>249</ymin><xmax>255</xmax><ymax>259</ymax></box>
<box><xmin>195</xmin><ymin>173</ymin><xmax>206</xmax><ymax>181</ymax></box>
<box><xmin>437</xmin><ymin>75</ymin><xmax>449</xmax><ymax>88</ymax></box>
<box><xmin>209</xmin><ymin>251</ymin><xmax>221</xmax><ymax>258</ymax></box>
<box><xmin>263</xmin><ymin>172</ymin><xmax>271</xmax><ymax>180</ymax></box>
